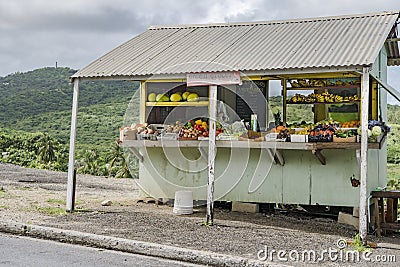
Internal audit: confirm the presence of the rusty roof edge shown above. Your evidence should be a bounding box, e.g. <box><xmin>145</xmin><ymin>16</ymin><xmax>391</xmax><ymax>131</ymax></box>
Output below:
<box><xmin>148</xmin><ymin>11</ymin><xmax>399</xmax><ymax>30</ymax></box>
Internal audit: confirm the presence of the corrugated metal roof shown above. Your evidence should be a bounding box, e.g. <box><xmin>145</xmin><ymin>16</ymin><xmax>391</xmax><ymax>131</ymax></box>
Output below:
<box><xmin>73</xmin><ymin>11</ymin><xmax>399</xmax><ymax>79</ymax></box>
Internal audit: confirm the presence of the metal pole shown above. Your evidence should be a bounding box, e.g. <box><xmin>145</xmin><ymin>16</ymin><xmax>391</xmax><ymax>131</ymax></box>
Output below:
<box><xmin>206</xmin><ymin>85</ymin><xmax>217</xmax><ymax>225</ymax></box>
<box><xmin>66</xmin><ymin>78</ymin><xmax>80</xmax><ymax>212</ymax></box>
<box><xmin>359</xmin><ymin>67</ymin><xmax>370</xmax><ymax>243</ymax></box>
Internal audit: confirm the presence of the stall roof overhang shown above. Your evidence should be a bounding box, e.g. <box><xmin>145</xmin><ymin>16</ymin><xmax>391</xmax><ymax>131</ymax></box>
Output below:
<box><xmin>72</xmin><ymin>11</ymin><xmax>400</xmax><ymax>80</ymax></box>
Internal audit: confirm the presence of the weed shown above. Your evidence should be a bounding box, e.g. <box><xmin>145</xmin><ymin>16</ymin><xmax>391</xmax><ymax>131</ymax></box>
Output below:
<box><xmin>35</xmin><ymin>206</ymin><xmax>67</xmax><ymax>216</ymax></box>
<box><xmin>46</xmin><ymin>198</ymin><xmax>66</xmax><ymax>205</ymax></box>
<box><xmin>350</xmin><ymin>233</ymin><xmax>371</xmax><ymax>252</ymax></box>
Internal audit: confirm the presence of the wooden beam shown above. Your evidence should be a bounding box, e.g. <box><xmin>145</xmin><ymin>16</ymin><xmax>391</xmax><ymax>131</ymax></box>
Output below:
<box><xmin>359</xmin><ymin>67</ymin><xmax>370</xmax><ymax>244</ymax></box>
<box><xmin>265</xmin><ymin>148</ymin><xmax>276</xmax><ymax>164</ymax></box>
<box><xmin>66</xmin><ymin>78</ymin><xmax>80</xmax><ymax>212</ymax></box>
<box><xmin>274</xmin><ymin>150</ymin><xmax>285</xmax><ymax>166</ymax></box>
<box><xmin>128</xmin><ymin>147</ymin><xmax>143</xmax><ymax>162</ymax></box>
<box><xmin>312</xmin><ymin>149</ymin><xmax>326</xmax><ymax>165</ymax></box>
<box><xmin>206</xmin><ymin>85</ymin><xmax>217</xmax><ymax>226</ymax></box>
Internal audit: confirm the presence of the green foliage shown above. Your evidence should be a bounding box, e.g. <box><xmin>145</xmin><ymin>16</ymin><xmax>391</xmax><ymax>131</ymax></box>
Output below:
<box><xmin>0</xmin><ymin>128</ymin><xmax>68</xmax><ymax>171</ymax></box>
<box><xmin>387</xmin><ymin>164</ymin><xmax>400</xmax><ymax>190</ymax></box>
<box><xmin>269</xmin><ymin>96</ymin><xmax>314</xmax><ymax>124</ymax></box>
<box><xmin>0</xmin><ymin>67</ymin><xmax>138</xmax><ymax>177</ymax></box>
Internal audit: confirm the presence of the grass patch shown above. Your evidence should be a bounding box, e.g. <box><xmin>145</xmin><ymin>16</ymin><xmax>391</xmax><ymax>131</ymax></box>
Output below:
<box><xmin>36</xmin><ymin>206</ymin><xmax>67</xmax><ymax>216</ymax></box>
<box><xmin>46</xmin><ymin>198</ymin><xmax>66</xmax><ymax>205</ymax></box>
<box><xmin>0</xmin><ymin>205</ymin><xmax>8</xmax><ymax>209</ymax></box>
<box><xmin>17</xmin><ymin>186</ymin><xmax>34</xmax><ymax>191</ymax></box>
<box><xmin>387</xmin><ymin>163</ymin><xmax>400</xmax><ymax>189</ymax></box>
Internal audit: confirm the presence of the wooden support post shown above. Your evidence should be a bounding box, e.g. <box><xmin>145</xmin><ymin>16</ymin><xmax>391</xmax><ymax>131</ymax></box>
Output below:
<box><xmin>128</xmin><ymin>147</ymin><xmax>144</xmax><ymax>162</ymax></box>
<box><xmin>359</xmin><ymin>67</ymin><xmax>370</xmax><ymax>243</ymax></box>
<box><xmin>373</xmin><ymin>198</ymin><xmax>381</xmax><ymax>237</ymax></box>
<box><xmin>206</xmin><ymin>85</ymin><xmax>217</xmax><ymax>226</ymax></box>
<box><xmin>312</xmin><ymin>149</ymin><xmax>326</xmax><ymax>165</ymax></box>
<box><xmin>265</xmin><ymin>148</ymin><xmax>277</xmax><ymax>164</ymax></box>
<box><xmin>66</xmin><ymin>78</ymin><xmax>80</xmax><ymax>212</ymax></box>
<box><xmin>274</xmin><ymin>150</ymin><xmax>285</xmax><ymax>166</ymax></box>
<box><xmin>282</xmin><ymin>79</ymin><xmax>287</xmax><ymax>126</ymax></box>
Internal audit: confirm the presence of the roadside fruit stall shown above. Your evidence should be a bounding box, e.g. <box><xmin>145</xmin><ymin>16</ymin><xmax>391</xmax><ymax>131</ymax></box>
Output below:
<box><xmin>68</xmin><ymin>12</ymin><xmax>400</xmax><ymax>238</ymax></box>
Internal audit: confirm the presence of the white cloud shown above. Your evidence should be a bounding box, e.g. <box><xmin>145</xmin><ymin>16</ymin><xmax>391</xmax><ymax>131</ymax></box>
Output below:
<box><xmin>0</xmin><ymin>0</ymin><xmax>399</xmax><ymax>84</ymax></box>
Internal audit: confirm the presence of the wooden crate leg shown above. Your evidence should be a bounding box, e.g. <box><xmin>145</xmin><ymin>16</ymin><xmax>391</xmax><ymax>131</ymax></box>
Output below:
<box><xmin>374</xmin><ymin>198</ymin><xmax>381</xmax><ymax>237</ymax></box>
<box><xmin>379</xmin><ymin>198</ymin><xmax>385</xmax><ymax>236</ymax></box>
<box><xmin>387</xmin><ymin>198</ymin><xmax>394</xmax><ymax>223</ymax></box>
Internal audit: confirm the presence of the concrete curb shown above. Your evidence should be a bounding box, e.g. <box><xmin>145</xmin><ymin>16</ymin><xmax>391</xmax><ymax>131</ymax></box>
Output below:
<box><xmin>0</xmin><ymin>221</ymin><xmax>290</xmax><ymax>267</ymax></box>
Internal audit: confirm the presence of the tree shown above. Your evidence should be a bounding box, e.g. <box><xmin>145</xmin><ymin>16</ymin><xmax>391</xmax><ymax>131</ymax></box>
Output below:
<box><xmin>35</xmin><ymin>133</ymin><xmax>58</xmax><ymax>163</ymax></box>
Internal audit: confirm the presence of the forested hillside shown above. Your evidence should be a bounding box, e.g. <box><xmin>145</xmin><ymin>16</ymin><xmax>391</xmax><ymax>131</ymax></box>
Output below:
<box><xmin>0</xmin><ymin>67</ymin><xmax>138</xmax><ymax>147</ymax></box>
<box><xmin>0</xmin><ymin>67</ymin><xmax>138</xmax><ymax>177</ymax></box>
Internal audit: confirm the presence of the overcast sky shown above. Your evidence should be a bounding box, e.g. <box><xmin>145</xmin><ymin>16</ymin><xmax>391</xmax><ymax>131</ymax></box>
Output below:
<box><xmin>1</xmin><ymin>0</ymin><xmax>399</xmax><ymax>102</ymax></box>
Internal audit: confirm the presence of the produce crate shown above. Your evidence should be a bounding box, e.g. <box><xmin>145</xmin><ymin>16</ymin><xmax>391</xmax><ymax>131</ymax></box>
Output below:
<box><xmin>290</xmin><ymin>134</ymin><xmax>308</xmax><ymax>143</ymax></box>
<box><xmin>119</xmin><ymin>128</ymin><xmax>137</xmax><ymax>141</ymax></box>
<box><xmin>137</xmin><ymin>133</ymin><xmax>158</xmax><ymax>141</ymax></box>
<box><xmin>157</xmin><ymin>133</ymin><xmax>178</xmax><ymax>140</ymax></box>
<box><xmin>308</xmin><ymin>135</ymin><xmax>333</xmax><ymax>142</ymax></box>
<box><xmin>333</xmin><ymin>136</ymin><xmax>356</xmax><ymax>143</ymax></box>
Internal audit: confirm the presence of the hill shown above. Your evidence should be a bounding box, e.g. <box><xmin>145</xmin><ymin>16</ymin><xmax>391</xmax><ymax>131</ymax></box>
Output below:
<box><xmin>0</xmin><ymin>67</ymin><xmax>138</xmax><ymax>148</ymax></box>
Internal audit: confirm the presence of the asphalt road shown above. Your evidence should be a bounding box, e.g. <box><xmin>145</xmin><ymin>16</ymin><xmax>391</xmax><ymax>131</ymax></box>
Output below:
<box><xmin>0</xmin><ymin>234</ymin><xmax>206</xmax><ymax>267</ymax></box>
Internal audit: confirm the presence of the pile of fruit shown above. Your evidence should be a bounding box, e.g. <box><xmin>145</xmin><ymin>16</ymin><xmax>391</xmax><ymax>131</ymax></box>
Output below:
<box><xmin>164</xmin><ymin>121</ymin><xmax>184</xmax><ymax>134</ymax></box>
<box><xmin>340</xmin><ymin>120</ymin><xmax>360</xmax><ymax>128</ymax></box>
<box><xmin>147</xmin><ymin>91</ymin><xmax>200</xmax><ymax>102</ymax></box>
<box><xmin>288</xmin><ymin>92</ymin><xmax>360</xmax><ymax>104</ymax></box>
<box><xmin>179</xmin><ymin>119</ymin><xmax>208</xmax><ymax>139</ymax></box>
<box><xmin>308</xmin><ymin>124</ymin><xmax>336</xmax><ymax>142</ymax></box>
<box><xmin>334</xmin><ymin>129</ymin><xmax>356</xmax><ymax>138</ymax></box>
<box><xmin>289</xmin><ymin>78</ymin><xmax>360</xmax><ymax>88</ymax></box>
<box><xmin>356</xmin><ymin>120</ymin><xmax>389</xmax><ymax>141</ymax></box>
<box><xmin>178</xmin><ymin>119</ymin><xmax>224</xmax><ymax>139</ymax></box>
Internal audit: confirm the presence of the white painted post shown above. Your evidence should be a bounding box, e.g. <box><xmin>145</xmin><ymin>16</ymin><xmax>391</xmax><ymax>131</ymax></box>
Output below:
<box><xmin>66</xmin><ymin>78</ymin><xmax>80</xmax><ymax>212</ymax></box>
<box><xmin>359</xmin><ymin>67</ymin><xmax>370</xmax><ymax>243</ymax></box>
<box><xmin>206</xmin><ymin>85</ymin><xmax>217</xmax><ymax>225</ymax></box>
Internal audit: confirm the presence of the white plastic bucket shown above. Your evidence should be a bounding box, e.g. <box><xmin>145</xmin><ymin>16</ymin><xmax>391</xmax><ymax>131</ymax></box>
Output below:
<box><xmin>173</xmin><ymin>191</ymin><xmax>193</xmax><ymax>215</ymax></box>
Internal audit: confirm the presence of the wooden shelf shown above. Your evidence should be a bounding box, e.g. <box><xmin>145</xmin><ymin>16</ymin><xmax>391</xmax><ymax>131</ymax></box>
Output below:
<box><xmin>286</xmin><ymin>100</ymin><xmax>360</xmax><ymax>104</ymax></box>
<box><xmin>121</xmin><ymin>137</ymin><xmax>384</xmax><ymax>165</ymax></box>
<box><xmin>287</xmin><ymin>85</ymin><xmax>359</xmax><ymax>90</ymax></box>
<box><xmin>146</xmin><ymin>101</ymin><xmax>209</xmax><ymax>107</ymax></box>
<box><xmin>121</xmin><ymin>139</ymin><xmax>381</xmax><ymax>150</ymax></box>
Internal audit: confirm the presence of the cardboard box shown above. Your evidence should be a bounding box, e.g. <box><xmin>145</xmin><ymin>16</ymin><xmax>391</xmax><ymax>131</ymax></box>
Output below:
<box><xmin>120</xmin><ymin>127</ymin><xmax>137</xmax><ymax>141</ymax></box>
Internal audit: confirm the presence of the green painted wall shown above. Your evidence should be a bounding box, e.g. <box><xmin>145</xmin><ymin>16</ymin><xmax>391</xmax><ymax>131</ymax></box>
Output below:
<box><xmin>137</xmin><ymin>146</ymin><xmax>384</xmax><ymax>207</ymax></box>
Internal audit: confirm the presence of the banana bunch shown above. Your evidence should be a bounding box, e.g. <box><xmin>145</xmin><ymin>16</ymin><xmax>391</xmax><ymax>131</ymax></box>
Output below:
<box><xmin>342</xmin><ymin>94</ymin><xmax>360</xmax><ymax>102</ymax></box>
<box><xmin>288</xmin><ymin>93</ymin><xmax>306</xmax><ymax>103</ymax></box>
<box><xmin>289</xmin><ymin>92</ymin><xmax>350</xmax><ymax>103</ymax></box>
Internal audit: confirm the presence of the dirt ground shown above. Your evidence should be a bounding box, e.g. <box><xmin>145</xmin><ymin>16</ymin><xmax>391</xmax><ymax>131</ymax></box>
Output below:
<box><xmin>1</xmin><ymin>162</ymin><xmax>399</xmax><ymax>266</ymax></box>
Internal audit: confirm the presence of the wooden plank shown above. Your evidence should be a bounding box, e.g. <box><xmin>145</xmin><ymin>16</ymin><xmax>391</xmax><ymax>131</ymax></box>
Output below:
<box><xmin>145</xmin><ymin>101</ymin><xmax>209</xmax><ymax>107</ymax></box>
<box><xmin>359</xmin><ymin>67</ymin><xmax>370</xmax><ymax>243</ymax></box>
<box><xmin>121</xmin><ymin>139</ymin><xmax>382</xmax><ymax>150</ymax></box>
<box><xmin>373</xmin><ymin>198</ymin><xmax>381</xmax><ymax>237</ymax></box>
<box><xmin>206</xmin><ymin>85</ymin><xmax>217</xmax><ymax>225</ymax></box>
<box><xmin>371</xmin><ymin>191</ymin><xmax>400</xmax><ymax>198</ymax></box>
<box><xmin>67</xmin><ymin>78</ymin><xmax>80</xmax><ymax>212</ymax></box>
<box><xmin>140</xmin><ymin>81</ymin><xmax>146</xmax><ymax>123</ymax></box>
<box><xmin>381</xmin><ymin>223</ymin><xmax>400</xmax><ymax>231</ymax></box>
<box><xmin>386</xmin><ymin>198</ymin><xmax>396</xmax><ymax>223</ymax></box>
